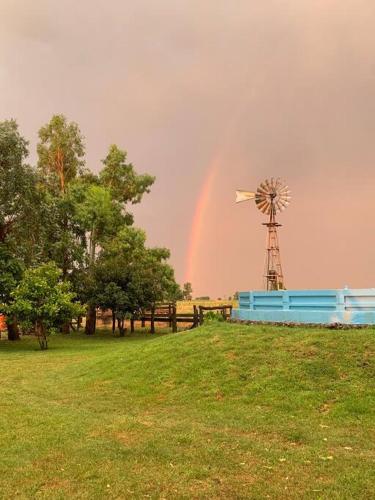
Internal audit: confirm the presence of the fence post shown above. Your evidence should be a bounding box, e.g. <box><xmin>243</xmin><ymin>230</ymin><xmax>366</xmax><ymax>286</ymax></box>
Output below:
<box><xmin>172</xmin><ymin>303</ymin><xmax>177</xmax><ymax>333</ymax></box>
<box><xmin>168</xmin><ymin>303</ymin><xmax>172</xmax><ymax>327</ymax></box>
<box><xmin>199</xmin><ymin>306</ymin><xmax>204</xmax><ymax>325</ymax></box>
<box><xmin>150</xmin><ymin>305</ymin><xmax>155</xmax><ymax>333</ymax></box>
<box><xmin>193</xmin><ymin>305</ymin><xmax>198</xmax><ymax>327</ymax></box>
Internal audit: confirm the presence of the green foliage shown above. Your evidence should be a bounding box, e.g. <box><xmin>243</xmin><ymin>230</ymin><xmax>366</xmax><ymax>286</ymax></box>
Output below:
<box><xmin>0</xmin><ymin>244</ymin><xmax>23</xmax><ymax>313</ymax></box>
<box><xmin>100</xmin><ymin>144</ymin><xmax>155</xmax><ymax>204</ymax></box>
<box><xmin>95</xmin><ymin>227</ymin><xmax>181</xmax><ymax>330</ymax></box>
<box><xmin>36</xmin><ymin>115</ymin><xmax>87</xmax><ymax>278</ymax></box>
<box><xmin>37</xmin><ymin>191</ymin><xmax>86</xmax><ymax>274</ymax></box>
<box><xmin>203</xmin><ymin>311</ymin><xmax>225</xmax><ymax>322</ymax></box>
<box><xmin>0</xmin><ymin>120</ymin><xmax>41</xmax><ymax>257</ymax></box>
<box><xmin>37</xmin><ymin>114</ymin><xmax>85</xmax><ymax>194</ymax></box>
<box><xmin>1</xmin><ymin>114</ymin><xmax>177</xmax><ymax>340</ymax></box>
<box><xmin>73</xmin><ymin>184</ymin><xmax>125</xmax><ymax>262</ymax></box>
<box><xmin>9</xmin><ymin>262</ymin><xmax>84</xmax><ymax>349</ymax></box>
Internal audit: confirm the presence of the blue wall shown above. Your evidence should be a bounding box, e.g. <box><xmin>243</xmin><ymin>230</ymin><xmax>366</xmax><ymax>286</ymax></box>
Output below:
<box><xmin>232</xmin><ymin>289</ymin><xmax>375</xmax><ymax>325</ymax></box>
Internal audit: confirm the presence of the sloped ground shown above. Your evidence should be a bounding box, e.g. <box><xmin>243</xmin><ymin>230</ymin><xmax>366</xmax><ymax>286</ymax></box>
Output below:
<box><xmin>0</xmin><ymin>323</ymin><xmax>374</xmax><ymax>499</ymax></box>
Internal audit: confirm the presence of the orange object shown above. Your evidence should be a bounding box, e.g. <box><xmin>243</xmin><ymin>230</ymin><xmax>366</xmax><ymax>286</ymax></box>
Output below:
<box><xmin>0</xmin><ymin>315</ymin><xmax>6</xmax><ymax>331</ymax></box>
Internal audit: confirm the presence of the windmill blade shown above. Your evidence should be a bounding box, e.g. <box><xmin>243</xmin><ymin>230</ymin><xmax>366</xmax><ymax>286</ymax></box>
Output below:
<box><xmin>275</xmin><ymin>200</ymin><xmax>285</xmax><ymax>213</ymax></box>
<box><xmin>275</xmin><ymin>177</ymin><xmax>282</xmax><ymax>188</ymax></box>
<box><xmin>257</xmin><ymin>200</ymin><xmax>269</xmax><ymax>212</ymax></box>
<box><xmin>262</xmin><ymin>203</ymin><xmax>271</xmax><ymax>214</ymax></box>
<box><xmin>235</xmin><ymin>190</ymin><xmax>255</xmax><ymax>203</ymax></box>
<box><xmin>259</xmin><ymin>182</ymin><xmax>270</xmax><ymax>194</ymax></box>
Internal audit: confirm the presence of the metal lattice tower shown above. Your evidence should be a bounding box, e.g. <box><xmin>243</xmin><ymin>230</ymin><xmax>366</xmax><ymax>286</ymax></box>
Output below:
<box><xmin>236</xmin><ymin>178</ymin><xmax>291</xmax><ymax>290</ymax></box>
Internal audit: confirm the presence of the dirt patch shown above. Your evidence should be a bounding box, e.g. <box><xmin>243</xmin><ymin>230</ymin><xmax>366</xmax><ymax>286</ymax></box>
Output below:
<box><xmin>225</xmin><ymin>351</ymin><xmax>238</xmax><ymax>361</ymax></box>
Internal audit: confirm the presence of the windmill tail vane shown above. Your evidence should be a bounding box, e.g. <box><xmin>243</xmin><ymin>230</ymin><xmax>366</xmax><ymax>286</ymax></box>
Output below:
<box><xmin>235</xmin><ymin>190</ymin><xmax>255</xmax><ymax>203</ymax></box>
<box><xmin>235</xmin><ymin>177</ymin><xmax>291</xmax><ymax>291</ymax></box>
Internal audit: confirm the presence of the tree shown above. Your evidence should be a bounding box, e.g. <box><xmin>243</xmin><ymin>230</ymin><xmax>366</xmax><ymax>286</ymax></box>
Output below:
<box><xmin>0</xmin><ymin>120</ymin><xmax>42</xmax><ymax>338</ymax></box>
<box><xmin>70</xmin><ymin>183</ymin><xmax>127</xmax><ymax>334</ymax></box>
<box><xmin>100</xmin><ymin>145</ymin><xmax>155</xmax><ymax>205</ymax></box>
<box><xmin>97</xmin><ymin>282</ymin><xmax>128</xmax><ymax>336</ymax></box>
<box><xmin>36</xmin><ymin>115</ymin><xmax>87</xmax><ymax>283</ymax></box>
<box><xmin>182</xmin><ymin>282</ymin><xmax>193</xmax><ymax>301</ymax></box>
<box><xmin>71</xmin><ymin>143</ymin><xmax>155</xmax><ymax>335</ymax></box>
<box><xmin>233</xmin><ymin>291</ymin><xmax>239</xmax><ymax>300</ymax></box>
<box><xmin>73</xmin><ymin>184</ymin><xmax>125</xmax><ymax>263</ymax></box>
<box><xmin>0</xmin><ymin>120</ymin><xmax>40</xmax><ymax>252</ymax></box>
<box><xmin>0</xmin><ymin>244</ymin><xmax>23</xmax><ymax>340</ymax></box>
<box><xmin>94</xmin><ymin>227</ymin><xmax>181</xmax><ymax>334</ymax></box>
<box><xmin>37</xmin><ymin>115</ymin><xmax>85</xmax><ymax>195</ymax></box>
<box><xmin>9</xmin><ymin>263</ymin><xmax>83</xmax><ymax>350</ymax></box>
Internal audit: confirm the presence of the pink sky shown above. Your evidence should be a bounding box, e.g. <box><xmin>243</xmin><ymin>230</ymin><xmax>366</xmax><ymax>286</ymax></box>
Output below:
<box><xmin>1</xmin><ymin>0</ymin><xmax>375</xmax><ymax>297</ymax></box>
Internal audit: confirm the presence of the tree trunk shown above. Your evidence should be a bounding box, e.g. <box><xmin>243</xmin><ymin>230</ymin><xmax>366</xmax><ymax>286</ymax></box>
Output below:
<box><xmin>118</xmin><ymin>318</ymin><xmax>125</xmax><ymax>337</ymax></box>
<box><xmin>61</xmin><ymin>321</ymin><xmax>70</xmax><ymax>334</ymax></box>
<box><xmin>150</xmin><ymin>305</ymin><xmax>155</xmax><ymax>334</ymax></box>
<box><xmin>36</xmin><ymin>320</ymin><xmax>48</xmax><ymax>350</ymax></box>
<box><xmin>112</xmin><ymin>311</ymin><xmax>116</xmax><ymax>335</ymax></box>
<box><xmin>6</xmin><ymin>316</ymin><xmax>20</xmax><ymax>341</ymax></box>
<box><xmin>85</xmin><ymin>305</ymin><xmax>96</xmax><ymax>335</ymax></box>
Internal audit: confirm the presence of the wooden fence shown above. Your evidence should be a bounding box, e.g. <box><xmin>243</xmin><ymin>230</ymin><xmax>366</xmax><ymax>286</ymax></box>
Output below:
<box><xmin>133</xmin><ymin>303</ymin><xmax>233</xmax><ymax>333</ymax></box>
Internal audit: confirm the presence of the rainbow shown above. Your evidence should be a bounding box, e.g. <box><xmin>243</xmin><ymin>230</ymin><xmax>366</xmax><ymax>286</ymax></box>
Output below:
<box><xmin>184</xmin><ymin>159</ymin><xmax>218</xmax><ymax>284</ymax></box>
<box><xmin>183</xmin><ymin>82</ymin><xmax>257</xmax><ymax>288</ymax></box>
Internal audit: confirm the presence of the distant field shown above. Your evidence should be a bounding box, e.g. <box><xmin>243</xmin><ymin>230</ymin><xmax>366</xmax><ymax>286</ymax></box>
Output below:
<box><xmin>177</xmin><ymin>299</ymin><xmax>238</xmax><ymax>313</ymax></box>
<box><xmin>1</xmin><ymin>323</ymin><xmax>374</xmax><ymax>498</ymax></box>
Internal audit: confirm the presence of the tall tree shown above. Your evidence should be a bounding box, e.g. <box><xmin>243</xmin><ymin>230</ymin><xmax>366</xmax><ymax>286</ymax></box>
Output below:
<box><xmin>71</xmin><ymin>183</ymin><xmax>127</xmax><ymax>334</ymax></box>
<box><xmin>74</xmin><ymin>144</ymin><xmax>154</xmax><ymax>335</ymax></box>
<box><xmin>36</xmin><ymin>115</ymin><xmax>86</xmax><ymax>283</ymax></box>
<box><xmin>37</xmin><ymin>115</ymin><xmax>85</xmax><ymax>195</ymax></box>
<box><xmin>0</xmin><ymin>120</ymin><xmax>41</xmax><ymax>339</ymax></box>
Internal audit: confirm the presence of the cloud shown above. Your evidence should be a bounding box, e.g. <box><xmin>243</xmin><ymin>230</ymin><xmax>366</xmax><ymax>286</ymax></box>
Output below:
<box><xmin>1</xmin><ymin>0</ymin><xmax>375</xmax><ymax>294</ymax></box>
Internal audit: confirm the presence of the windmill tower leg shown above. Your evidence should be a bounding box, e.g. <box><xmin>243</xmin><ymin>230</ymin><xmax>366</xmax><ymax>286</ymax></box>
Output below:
<box><xmin>263</xmin><ymin>209</ymin><xmax>285</xmax><ymax>290</ymax></box>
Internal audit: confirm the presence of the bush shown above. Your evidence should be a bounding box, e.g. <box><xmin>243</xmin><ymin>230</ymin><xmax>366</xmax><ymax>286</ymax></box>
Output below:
<box><xmin>204</xmin><ymin>311</ymin><xmax>225</xmax><ymax>322</ymax></box>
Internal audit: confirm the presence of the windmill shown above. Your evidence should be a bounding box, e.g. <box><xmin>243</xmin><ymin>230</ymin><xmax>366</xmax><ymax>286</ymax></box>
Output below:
<box><xmin>236</xmin><ymin>178</ymin><xmax>291</xmax><ymax>291</ymax></box>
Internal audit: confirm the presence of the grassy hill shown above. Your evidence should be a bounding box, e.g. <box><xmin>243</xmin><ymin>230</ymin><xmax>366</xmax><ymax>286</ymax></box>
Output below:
<box><xmin>0</xmin><ymin>323</ymin><xmax>374</xmax><ymax>499</ymax></box>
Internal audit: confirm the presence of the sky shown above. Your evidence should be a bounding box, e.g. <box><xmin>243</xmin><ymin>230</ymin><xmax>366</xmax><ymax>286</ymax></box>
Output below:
<box><xmin>1</xmin><ymin>0</ymin><xmax>375</xmax><ymax>297</ymax></box>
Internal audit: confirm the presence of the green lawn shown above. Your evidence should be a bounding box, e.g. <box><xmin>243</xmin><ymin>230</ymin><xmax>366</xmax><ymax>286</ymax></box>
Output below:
<box><xmin>0</xmin><ymin>323</ymin><xmax>374</xmax><ymax>499</ymax></box>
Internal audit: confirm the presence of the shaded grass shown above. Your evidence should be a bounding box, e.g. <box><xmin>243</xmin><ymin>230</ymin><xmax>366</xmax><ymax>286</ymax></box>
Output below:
<box><xmin>0</xmin><ymin>324</ymin><xmax>374</xmax><ymax>498</ymax></box>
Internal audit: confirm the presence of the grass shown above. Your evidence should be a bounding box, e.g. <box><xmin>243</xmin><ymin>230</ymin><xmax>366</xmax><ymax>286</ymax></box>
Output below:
<box><xmin>0</xmin><ymin>323</ymin><xmax>374</xmax><ymax>499</ymax></box>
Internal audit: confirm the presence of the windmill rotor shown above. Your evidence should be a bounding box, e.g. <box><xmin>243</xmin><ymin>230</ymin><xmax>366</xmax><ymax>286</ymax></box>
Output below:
<box><xmin>254</xmin><ymin>177</ymin><xmax>291</xmax><ymax>215</ymax></box>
